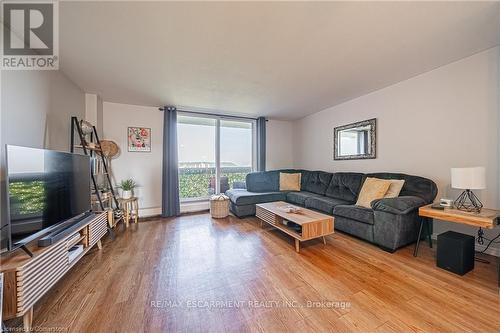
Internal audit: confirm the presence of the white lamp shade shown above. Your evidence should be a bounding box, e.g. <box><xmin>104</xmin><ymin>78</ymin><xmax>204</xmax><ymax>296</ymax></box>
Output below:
<box><xmin>451</xmin><ymin>167</ymin><xmax>486</xmax><ymax>190</ymax></box>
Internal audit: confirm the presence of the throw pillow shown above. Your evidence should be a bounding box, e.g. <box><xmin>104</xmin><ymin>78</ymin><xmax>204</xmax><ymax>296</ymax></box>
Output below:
<box><xmin>280</xmin><ymin>173</ymin><xmax>301</xmax><ymax>191</ymax></box>
<box><xmin>356</xmin><ymin>177</ymin><xmax>391</xmax><ymax>208</ymax></box>
<box><xmin>383</xmin><ymin>179</ymin><xmax>405</xmax><ymax>198</ymax></box>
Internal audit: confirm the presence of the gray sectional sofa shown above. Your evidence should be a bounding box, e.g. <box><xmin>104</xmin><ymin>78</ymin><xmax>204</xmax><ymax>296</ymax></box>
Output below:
<box><xmin>226</xmin><ymin>169</ymin><xmax>437</xmax><ymax>252</ymax></box>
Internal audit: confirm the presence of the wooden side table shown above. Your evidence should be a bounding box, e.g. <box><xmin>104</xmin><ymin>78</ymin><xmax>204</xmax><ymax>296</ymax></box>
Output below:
<box><xmin>117</xmin><ymin>197</ymin><xmax>139</xmax><ymax>227</ymax></box>
<box><xmin>415</xmin><ymin>204</ymin><xmax>500</xmax><ymax>257</ymax></box>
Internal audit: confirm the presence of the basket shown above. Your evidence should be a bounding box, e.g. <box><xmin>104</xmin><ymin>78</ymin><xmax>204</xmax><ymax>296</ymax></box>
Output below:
<box><xmin>210</xmin><ymin>194</ymin><xmax>230</xmax><ymax>218</ymax></box>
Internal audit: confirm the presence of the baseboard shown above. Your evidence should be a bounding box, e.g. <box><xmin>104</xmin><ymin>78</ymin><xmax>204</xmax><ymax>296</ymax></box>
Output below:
<box><xmin>138</xmin><ymin>202</ymin><xmax>209</xmax><ymax>217</ymax></box>
<box><xmin>139</xmin><ymin>207</ymin><xmax>162</xmax><ymax>217</ymax></box>
<box><xmin>181</xmin><ymin>201</ymin><xmax>209</xmax><ymax>213</ymax></box>
<box><xmin>474</xmin><ymin>244</ymin><xmax>500</xmax><ymax>257</ymax></box>
<box><xmin>431</xmin><ymin>234</ymin><xmax>500</xmax><ymax>257</ymax></box>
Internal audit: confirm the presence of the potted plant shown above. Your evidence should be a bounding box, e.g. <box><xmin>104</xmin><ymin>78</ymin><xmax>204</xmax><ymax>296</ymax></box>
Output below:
<box><xmin>117</xmin><ymin>179</ymin><xmax>137</xmax><ymax>199</ymax></box>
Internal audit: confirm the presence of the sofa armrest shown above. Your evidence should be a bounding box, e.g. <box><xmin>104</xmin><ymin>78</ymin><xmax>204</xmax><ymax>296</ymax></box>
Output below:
<box><xmin>371</xmin><ymin>196</ymin><xmax>426</xmax><ymax>215</ymax></box>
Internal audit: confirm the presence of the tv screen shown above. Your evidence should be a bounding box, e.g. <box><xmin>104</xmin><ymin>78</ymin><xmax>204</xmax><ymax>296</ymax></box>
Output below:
<box><xmin>5</xmin><ymin>145</ymin><xmax>91</xmax><ymax>249</ymax></box>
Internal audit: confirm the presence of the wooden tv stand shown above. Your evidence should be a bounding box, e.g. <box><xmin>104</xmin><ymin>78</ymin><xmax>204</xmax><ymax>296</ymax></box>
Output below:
<box><xmin>1</xmin><ymin>212</ymin><xmax>108</xmax><ymax>330</ymax></box>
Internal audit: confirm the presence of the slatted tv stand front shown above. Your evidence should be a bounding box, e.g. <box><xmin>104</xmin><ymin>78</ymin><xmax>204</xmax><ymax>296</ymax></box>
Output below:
<box><xmin>1</xmin><ymin>212</ymin><xmax>108</xmax><ymax>331</ymax></box>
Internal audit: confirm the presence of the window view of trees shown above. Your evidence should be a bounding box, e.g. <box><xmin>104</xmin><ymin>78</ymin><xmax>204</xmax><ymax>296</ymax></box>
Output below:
<box><xmin>177</xmin><ymin>115</ymin><xmax>254</xmax><ymax>200</ymax></box>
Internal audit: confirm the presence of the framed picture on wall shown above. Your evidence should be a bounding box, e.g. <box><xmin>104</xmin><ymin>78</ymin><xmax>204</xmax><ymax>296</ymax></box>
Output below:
<box><xmin>128</xmin><ymin>127</ymin><xmax>151</xmax><ymax>152</ymax></box>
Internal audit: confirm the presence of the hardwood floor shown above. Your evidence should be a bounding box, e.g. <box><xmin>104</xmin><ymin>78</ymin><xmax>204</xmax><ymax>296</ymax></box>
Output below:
<box><xmin>6</xmin><ymin>213</ymin><xmax>500</xmax><ymax>332</ymax></box>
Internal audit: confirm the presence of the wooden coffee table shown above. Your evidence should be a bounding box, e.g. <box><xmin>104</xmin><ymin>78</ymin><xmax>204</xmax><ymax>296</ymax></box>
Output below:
<box><xmin>256</xmin><ymin>201</ymin><xmax>334</xmax><ymax>252</ymax></box>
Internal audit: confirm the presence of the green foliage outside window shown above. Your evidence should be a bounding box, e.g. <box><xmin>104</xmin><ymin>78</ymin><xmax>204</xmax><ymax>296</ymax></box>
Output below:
<box><xmin>179</xmin><ymin>167</ymin><xmax>251</xmax><ymax>199</ymax></box>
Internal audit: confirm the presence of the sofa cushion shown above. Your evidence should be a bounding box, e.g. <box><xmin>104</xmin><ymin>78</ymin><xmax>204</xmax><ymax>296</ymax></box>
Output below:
<box><xmin>325</xmin><ymin>172</ymin><xmax>364</xmax><ymax>202</ymax></box>
<box><xmin>285</xmin><ymin>191</ymin><xmax>323</xmax><ymax>206</ymax></box>
<box><xmin>383</xmin><ymin>179</ymin><xmax>405</xmax><ymax>198</ymax></box>
<box><xmin>366</xmin><ymin>173</ymin><xmax>437</xmax><ymax>203</ymax></box>
<box><xmin>335</xmin><ymin>216</ymin><xmax>374</xmax><ymax>242</ymax></box>
<box><xmin>301</xmin><ymin>171</ymin><xmax>333</xmax><ymax>195</ymax></box>
<box><xmin>356</xmin><ymin>177</ymin><xmax>391</xmax><ymax>208</ymax></box>
<box><xmin>333</xmin><ymin>205</ymin><xmax>375</xmax><ymax>225</ymax></box>
<box><xmin>226</xmin><ymin>189</ymin><xmax>286</xmax><ymax>206</ymax></box>
<box><xmin>246</xmin><ymin>169</ymin><xmax>300</xmax><ymax>193</ymax></box>
<box><xmin>304</xmin><ymin>196</ymin><xmax>350</xmax><ymax>215</ymax></box>
<box><xmin>280</xmin><ymin>172</ymin><xmax>301</xmax><ymax>191</ymax></box>
<box><xmin>245</xmin><ymin>171</ymin><xmax>280</xmax><ymax>192</ymax></box>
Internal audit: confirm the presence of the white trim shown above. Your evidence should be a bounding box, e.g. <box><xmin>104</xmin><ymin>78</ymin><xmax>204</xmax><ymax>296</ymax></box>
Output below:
<box><xmin>474</xmin><ymin>244</ymin><xmax>500</xmax><ymax>257</ymax></box>
<box><xmin>139</xmin><ymin>207</ymin><xmax>162</xmax><ymax>217</ymax></box>
<box><xmin>139</xmin><ymin>202</ymin><xmax>210</xmax><ymax>217</ymax></box>
<box><xmin>431</xmin><ymin>234</ymin><xmax>500</xmax><ymax>257</ymax></box>
<box><xmin>177</xmin><ymin>108</ymin><xmax>257</xmax><ymax>121</ymax></box>
<box><xmin>181</xmin><ymin>201</ymin><xmax>209</xmax><ymax>213</ymax></box>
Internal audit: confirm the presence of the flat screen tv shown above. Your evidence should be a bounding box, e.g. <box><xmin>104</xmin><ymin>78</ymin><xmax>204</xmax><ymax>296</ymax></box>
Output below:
<box><xmin>1</xmin><ymin>145</ymin><xmax>91</xmax><ymax>252</ymax></box>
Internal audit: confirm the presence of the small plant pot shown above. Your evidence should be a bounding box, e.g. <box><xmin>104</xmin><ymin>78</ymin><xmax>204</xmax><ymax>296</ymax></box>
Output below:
<box><xmin>122</xmin><ymin>190</ymin><xmax>132</xmax><ymax>199</ymax></box>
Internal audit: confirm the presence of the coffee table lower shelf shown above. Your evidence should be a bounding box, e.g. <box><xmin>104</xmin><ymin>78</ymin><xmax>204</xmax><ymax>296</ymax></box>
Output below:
<box><xmin>256</xmin><ymin>202</ymin><xmax>334</xmax><ymax>253</ymax></box>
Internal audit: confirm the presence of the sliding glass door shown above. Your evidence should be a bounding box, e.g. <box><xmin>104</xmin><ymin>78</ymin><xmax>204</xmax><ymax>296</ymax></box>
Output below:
<box><xmin>177</xmin><ymin>115</ymin><xmax>216</xmax><ymax>201</ymax></box>
<box><xmin>220</xmin><ymin>120</ymin><xmax>253</xmax><ymax>193</ymax></box>
<box><xmin>177</xmin><ymin>114</ymin><xmax>255</xmax><ymax>202</ymax></box>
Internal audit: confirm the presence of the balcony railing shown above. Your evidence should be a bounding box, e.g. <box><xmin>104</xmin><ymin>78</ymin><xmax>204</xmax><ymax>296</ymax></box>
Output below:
<box><xmin>178</xmin><ymin>166</ymin><xmax>252</xmax><ymax>200</ymax></box>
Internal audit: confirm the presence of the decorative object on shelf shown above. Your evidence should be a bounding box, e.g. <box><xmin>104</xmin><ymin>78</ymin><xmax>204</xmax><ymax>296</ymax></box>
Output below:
<box><xmin>334</xmin><ymin>118</ymin><xmax>376</xmax><ymax>160</ymax></box>
<box><xmin>451</xmin><ymin>167</ymin><xmax>485</xmax><ymax>212</ymax></box>
<box><xmin>100</xmin><ymin>140</ymin><xmax>120</xmax><ymax>158</ymax></box>
<box><xmin>210</xmin><ymin>194</ymin><xmax>230</xmax><ymax>218</ymax></box>
<box><xmin>128</xmin><ymin>127</ymin><xmax>151</xmax><ymax>152</ymax></box>
<box><xmin>279</xmin><ymin>205</ymin><xmax>301</xmax><ymax>214</ymax></box>
<box><xmin>99</xmin><ymin>139</ymin><xmax>120</xmax><ymax>186</ymax></box>
<box><xmin>117</xmin><ymin>179</ymin><xmax>137</xmax><ymax>199</ymax></box>
<box><xmin>79</xmin><ymin>119</ymin><xmax>94</xmax><ymax>144</ymax></box>
<box><xmin>439</xmin><ymin>198</ymin><xmax>453</xmax><ymax>207</ymax></box>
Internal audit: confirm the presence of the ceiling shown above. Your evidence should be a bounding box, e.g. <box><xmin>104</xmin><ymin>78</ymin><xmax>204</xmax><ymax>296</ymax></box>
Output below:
<box><xmin>59</xmin><ymin>1</ymin><xmax>500</xmax><ymax>120</ymax></box>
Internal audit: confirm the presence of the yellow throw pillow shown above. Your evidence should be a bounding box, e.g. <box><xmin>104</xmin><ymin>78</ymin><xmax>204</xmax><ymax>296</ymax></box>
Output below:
<box><xmin>383</xmin><ymin>179</ymin><xmax>405</xmax><ymax>198</ymax></box>
<box><xmin>280</xmin><ymin>173</ymin><xmax>301</xmax><ymax>191</ymax></box>
<box><xmin>356</xmin><ymin>177</ymin><xmax>391</xmax><ymax>208</ymax></box>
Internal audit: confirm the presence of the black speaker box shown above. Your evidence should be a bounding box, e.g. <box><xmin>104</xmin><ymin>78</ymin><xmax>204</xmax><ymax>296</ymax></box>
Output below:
<box><xmin>437</xmin><ymin>231</ymin><xmax>474</xmax><ymax>275</ymax></box>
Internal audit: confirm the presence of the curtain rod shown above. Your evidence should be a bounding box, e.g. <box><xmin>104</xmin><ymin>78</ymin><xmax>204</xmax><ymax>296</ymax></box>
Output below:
<box><xmin>159</xmin><ymin>107</ymin><xmax>267</xmax><ymax>121</ymax></box>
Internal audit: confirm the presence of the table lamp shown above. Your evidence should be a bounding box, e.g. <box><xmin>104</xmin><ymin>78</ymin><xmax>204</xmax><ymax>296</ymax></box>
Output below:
<box><xmin>451</xmin><ymin>167</ymin><xmax>485</xmax><ymax>212</ymax></box>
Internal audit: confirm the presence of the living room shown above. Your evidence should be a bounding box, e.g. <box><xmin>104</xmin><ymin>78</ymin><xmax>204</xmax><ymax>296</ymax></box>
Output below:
<box><xmin>1</xmin><ymin>1</ymin><xmax>499</xmax><ymax>332</ymax></box>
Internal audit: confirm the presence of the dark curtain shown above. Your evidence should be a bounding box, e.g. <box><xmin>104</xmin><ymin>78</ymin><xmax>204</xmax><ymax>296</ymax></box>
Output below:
<box><xmin>161</xmin><ymin>106</ymin><xmax>180</xmax><ymax>217</ymax></box>
<box><xmin>256</xmin><ymin>117</ymin><xmax>266</xmax><ymax>171</ymax></box>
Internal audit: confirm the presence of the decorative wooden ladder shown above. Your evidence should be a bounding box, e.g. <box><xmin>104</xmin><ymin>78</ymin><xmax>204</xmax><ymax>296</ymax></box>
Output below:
<box><xmin>70</xmin><ymin>116</ymin><xmax>121</xmax><ymax>233</ymax></box>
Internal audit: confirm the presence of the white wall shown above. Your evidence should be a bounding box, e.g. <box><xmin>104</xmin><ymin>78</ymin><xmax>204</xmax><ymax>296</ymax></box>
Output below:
<box><xmin>102</xmin><ymin>102</ymin><xmax>295</xmax><ymax>216</ymax></box>
<box><xmin>266</xmin><ymin>120</ymin><xmax>294</xmax><ymax>170</ymax></box>
<box><xmin>1</xmin><ymin>70</ymin><xmax>86</xmax><ymax>228</ymax></box>
<box><xmin>102</xmin><ymin>102</ymin><xmax>164</xmax><ymax>217</ymax></box>
<box><xmin>84</xmin><ymin>93</ymin><xmax>104</xmax><ymax>138</ymax></box>
<box><xmin>1</xmin><ymin>70</ymin><xmax>85</xmax><ymax>152</ymax></box>
<box><xmin>97</xmin><ymin>95</ymin><xmax>104</xmax><ymax>138</ymax></box>
<box><xmin>85</xmin><ymin>93</ymin><xmax>98</xmax><ymax>127</ymax></box>
<box><xmin>293</xmin><ymin>47</ymin><xmax>500</xmax><ymax>255</ymax></box>
<box><xmin>498</xmin><ymin>47</ymin><xmax>500</xmax><ymax>210</ymax></box>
